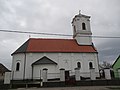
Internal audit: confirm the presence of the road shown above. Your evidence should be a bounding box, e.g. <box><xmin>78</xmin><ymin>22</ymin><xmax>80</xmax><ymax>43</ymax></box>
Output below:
<box><xmin>9</xmin><ymin>86</ymin><xmax>120</xmax><ymax>90</ymax></box>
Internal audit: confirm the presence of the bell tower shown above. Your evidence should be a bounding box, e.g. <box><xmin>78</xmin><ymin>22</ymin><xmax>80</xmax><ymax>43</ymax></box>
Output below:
<box><xmin>72</xmin><ymin>11</ymin><xmax>92</xmax><ymax>45</ymax></box>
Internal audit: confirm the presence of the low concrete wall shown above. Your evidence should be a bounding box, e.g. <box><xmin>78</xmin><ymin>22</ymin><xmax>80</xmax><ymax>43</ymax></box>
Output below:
<box><xmin>76</xmin><ymin>80</ymin><xmax>120</xmax><ymax>86</ymax></box>
<box><xmin>43</xmin><ymin>80</ymin><xmax>120</xmax><ymax>87</ymax></box>
<box><xmin>1</xmin><ymin>79</ymin><xmax>120</xmax><ymax>89</ymax></box>
<box><xmin>0</xmin><ymin>80</ymin><xmax>10</xmax><ymax>89</ymax></box>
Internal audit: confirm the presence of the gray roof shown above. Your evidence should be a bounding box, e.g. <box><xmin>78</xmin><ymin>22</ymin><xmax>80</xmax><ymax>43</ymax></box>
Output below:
<box><xmin>32</xmin><ymin>56</ymin><xmax>57</xmax><ymax>66</ymax></box>
<box><xmin>0</xmin><ymin>63</ymin><xmax>11</xmax><ymax>73</ymax></box>
<box><xmin>11</xmin><ymin>39</ymin><xmax>29</xmax><ymax>55</ymax></box>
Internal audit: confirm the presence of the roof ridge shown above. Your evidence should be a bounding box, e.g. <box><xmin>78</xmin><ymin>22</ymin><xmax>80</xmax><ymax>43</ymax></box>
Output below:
<box><xmin>112</xmin><ymin>55</ymin><xmax>120</xmax><ymax>67</ymax></box>
<box><xmin>29</xmin><ymin>38</ymin><xmax>74</xmax><ymax>40</ymax></box>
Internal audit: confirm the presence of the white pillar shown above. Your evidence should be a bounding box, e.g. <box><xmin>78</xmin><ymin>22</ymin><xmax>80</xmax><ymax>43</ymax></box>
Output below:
<box><xmin>4</xmin><ymin>72</ymin><xmax>11</xmax><ymax>84</ymax></box>
<box><xmin>42</xmin><ymin>68</ymin><xmax>48</xmax><ymax>82</ymax></box>
<box><xmin>60</xmin><ymin>68</ymin><xmax>65</xmax><ymax>81</ymax></box>
<box><xmin>90</xmin><ymin>68</ymin><xmax>96</xmax><ymax>80</ymax></box>
<box><xmin>75</xmin><ymin>68</ymin><xmax>80</xmax><ymax>81</ymax></box>
<box><xmin>104</xmin><ymin>68</ymin><xmax>111</xmax><ymax>79</ymax></box>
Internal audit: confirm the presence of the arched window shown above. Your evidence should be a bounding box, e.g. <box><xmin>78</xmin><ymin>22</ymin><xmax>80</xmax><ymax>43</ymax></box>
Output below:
<box><xmin>89</xmin><ymin>62</ymin><xmax>93</xmax><ymax>69</ymax></box>
<box><xmin>77</xmin><ymin>62</ymin><xmax>81</xmax><ymax>68</ymax></box>
<box><xmin>16</xmin><ymin>62</ymin><xmax>20</xmax><ymax>71</ymax></box>
<box><xmin>82</xmin><ymin>23</ymin><xmax>86</xmax><ymax>30</ymax></box>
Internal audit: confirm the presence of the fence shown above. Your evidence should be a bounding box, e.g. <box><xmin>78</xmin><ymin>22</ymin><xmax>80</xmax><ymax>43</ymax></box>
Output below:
<box><xmin>2</xmin><ymin>69</ymin><xmax>120</xmax><ymax>89</ymax></box>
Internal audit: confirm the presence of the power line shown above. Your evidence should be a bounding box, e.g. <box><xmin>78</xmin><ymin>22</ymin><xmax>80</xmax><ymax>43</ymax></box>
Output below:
<box><xmin>0</xmin><ymin>29</ymin><xmax>71</xmax><ymax>36</ymax></box>
<box><xmin>0</xmin><ymin>29</ymin><xmax>120</xmax><ymax>39</ymax></box>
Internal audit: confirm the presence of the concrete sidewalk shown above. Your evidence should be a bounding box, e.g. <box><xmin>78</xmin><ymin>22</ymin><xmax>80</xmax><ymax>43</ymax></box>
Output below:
<box><xmin>9</xmin><ymin>86</ymin><xmax>120</xmax><ymax>90</ymax></box>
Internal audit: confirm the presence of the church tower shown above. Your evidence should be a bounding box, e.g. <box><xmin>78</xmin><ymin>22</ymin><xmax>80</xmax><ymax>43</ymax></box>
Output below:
<box><xmin>72</xmin><ymin>12</ymin><xmax>92</xmax><ymax>45</ymax></box>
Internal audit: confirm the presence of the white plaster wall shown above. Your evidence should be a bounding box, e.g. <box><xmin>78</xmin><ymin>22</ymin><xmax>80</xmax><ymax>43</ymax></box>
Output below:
<box><xmin>12</xmin><ymin>52</ymin><xmax>99</xmax><ymax>80</ymax></box>
<box><xmin>71</xmin><ymin>53</ymin><xmax>99</xmax><ymax>77</ymax></box>
<box><xmin>75</xmin><ymin>35</ymin><xmax>92</xmax><ymax>45</ymax></box>
<box><xmin>33</xmin><ymin>64</ymin><xmax>58</xmax><ymax>79</ymax></box>
<box><xmin>25</xmin><ymin>53</ymin><xmax>60</xmax><ymax>79</ymax></box>
<box><xmin>11</xmin><ymin>53</ymin><xmax>25</xmax><ymax>80</ymax></box>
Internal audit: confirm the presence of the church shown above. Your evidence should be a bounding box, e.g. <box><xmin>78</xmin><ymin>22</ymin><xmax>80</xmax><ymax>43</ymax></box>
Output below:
<box><xmin>11</xmin><ymin>12</ymin><xmax>100</xmax><ymax>80</ymax></box>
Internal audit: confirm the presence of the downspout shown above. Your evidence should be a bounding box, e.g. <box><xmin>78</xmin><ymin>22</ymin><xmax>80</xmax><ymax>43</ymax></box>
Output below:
<box><xmin>31</xmin><ymin>65</ymin><xmax>33</xmax><ymax>80</ymax></box>
<box><xmin>96</xmin><ymin>52</ymin><xmax>100</xmax><ymax>77</ymax></box>
<box><xmin>11</xmin><ymin>56</ymin><xmax>14</xmax><ymax>80</ymax></box>
<box><xmin>23</xmin><ymin>53</ymin><xmax>26</xmax><ymax>80</ymax></box>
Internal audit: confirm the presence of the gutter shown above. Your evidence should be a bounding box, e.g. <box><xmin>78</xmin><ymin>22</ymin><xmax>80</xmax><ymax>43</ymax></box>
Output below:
<box><xmin>23</xmin><ymin>53</ymin><xmax>26</xmax><ymax>80</ymax></box>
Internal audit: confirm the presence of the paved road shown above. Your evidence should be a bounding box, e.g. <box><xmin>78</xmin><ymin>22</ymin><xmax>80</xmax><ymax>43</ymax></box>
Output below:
<box><xmin>9</xmin><ymin>86</ymin><xmax>120</xmax><ymax>90</ymax></box>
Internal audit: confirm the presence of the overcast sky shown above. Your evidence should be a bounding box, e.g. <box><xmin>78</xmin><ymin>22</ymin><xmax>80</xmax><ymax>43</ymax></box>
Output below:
<box><xmin>0</xmin><ymin>0</ymin><xmax>120</xmax><ymax>69</ymax></box>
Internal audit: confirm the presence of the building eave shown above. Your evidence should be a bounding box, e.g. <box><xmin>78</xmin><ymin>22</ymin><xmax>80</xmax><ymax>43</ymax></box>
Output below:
<box><xmin>112</xmin><ymin>55</ymin><xmax>120</xmax><ymax>68</ymax></box>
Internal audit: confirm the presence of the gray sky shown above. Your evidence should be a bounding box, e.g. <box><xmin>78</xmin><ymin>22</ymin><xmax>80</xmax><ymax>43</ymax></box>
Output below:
<box><xmin>0</xmin><ymin>0</ymin><xmax>120</xmax><ymax>69</ymax></box>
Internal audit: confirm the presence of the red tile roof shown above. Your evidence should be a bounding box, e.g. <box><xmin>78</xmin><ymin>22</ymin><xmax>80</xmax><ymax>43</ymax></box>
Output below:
<box><xmin>12</xmin><ymin>38</ymin><xmax>97</xmax><ymax>55</ymax></box>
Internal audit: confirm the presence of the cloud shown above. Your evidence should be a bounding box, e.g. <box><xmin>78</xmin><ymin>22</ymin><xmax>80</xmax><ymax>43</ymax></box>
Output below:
<box><xmin>0</xmin><ymin>0</ymin><xmax>120</xmax><ymax>68</ymax></box>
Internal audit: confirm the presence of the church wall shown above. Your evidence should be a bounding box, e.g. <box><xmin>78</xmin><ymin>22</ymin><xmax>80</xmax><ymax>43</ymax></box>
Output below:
<box><xmin>11</xmin><ymin>53</ymin><xmax>25</xmax><ymax>80</ymax></box>
<box><xmin>75</xmin><ymin>35</ymin><xmax>92</xmax><ymax>45</ymax></box>
<box><xmin>12</xmin><ymin>52</ymin><xmax>99</xmax><ymax>80</ymax></box>
<box><xmin>33</xmin><ymin>64</ymin><xmax>58</xmax><ymax>79</ymax></box>
<box><xmin>25</xmin><ymin>53</ymin><xmax>59</xmax><ymax>79</ymax></box>
<box><xmin>26</xmin><ymin>52</ymin><xmax>99</xmax><ymax>79</ymax></box>
<box><xmin>72</xmin><ymin>53</ymin><xmax>99</xmax><ymax>77</ymax></box>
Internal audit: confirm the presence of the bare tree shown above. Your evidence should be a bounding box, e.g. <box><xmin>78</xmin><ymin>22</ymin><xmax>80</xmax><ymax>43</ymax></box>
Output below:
<box><xmin>102</xmin><ymin>61</ymin><xmax>112</xmax><ymax>68</ymax></box>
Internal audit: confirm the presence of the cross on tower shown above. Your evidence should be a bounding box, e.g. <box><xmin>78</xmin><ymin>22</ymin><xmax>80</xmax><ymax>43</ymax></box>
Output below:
<box><xmin>79</xmin><ymin>10</ymin><xmax>81</xmax><ymax>15</ymax></box>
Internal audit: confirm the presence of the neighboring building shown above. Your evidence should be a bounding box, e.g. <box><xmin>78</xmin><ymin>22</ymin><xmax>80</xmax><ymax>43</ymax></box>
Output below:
<box><xmin>0</xmin><ymin>63</ymin><xmax>10</xmax><ymax>80</ymax></box>
<box><xmin>11</xmin><ymin>12</ymin><xmax>100</xmax><ymax>80</ymax></box>
<box><xmin>112</xmin><ymin>55</ymin><xmax>120</xmax><ymax>78</ymax></box>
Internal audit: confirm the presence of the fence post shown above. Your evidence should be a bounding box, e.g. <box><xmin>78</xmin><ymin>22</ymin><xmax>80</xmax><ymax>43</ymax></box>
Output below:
<box><xmin>75</xmin><ymin>68</ymin><xmax>80</xmax><ymax>81</ymax></box>
<box><xmin>60</xmin><ymin>68</ymin><xmax>65</xmax><ymax>81</ymax></box>
<box><xmin>42</xmin><ymin>68</ymin><xmax>48</xmax><ymax>82</ymax></box>
<box><xmin>90</xmin><ymin>68</ymin><xmax>96</xmax><ymax>80</ymax></box>
<box><xmin>4</xmin><ymin>72</ymin><xmax>11</xmax><ymax>84</ymax></box>
<box><xmin>104</xmin><ymin>68</ymin><xmax>111</xmax><ymax>79</ymax></box>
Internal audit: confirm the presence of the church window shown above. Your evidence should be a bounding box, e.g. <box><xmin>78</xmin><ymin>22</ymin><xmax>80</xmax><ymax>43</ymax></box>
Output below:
<box><xmin>82</xmin><ymin>23</ymin><xmax>86</xmax><ymax>30</ymax></box>
<box><xmin>89</xmin><ymin>62</ymin><xmax>93</xmax><ymax>69</ymax></box>
<box><xmin>16</xmin><ymin>62</ymin><xmax>20</xmax><ymax>71</ymax></box>
<box><xmin>77</xmin><ymin>62</ymin><xmax>81</xmax><ymax>68</ymax></box>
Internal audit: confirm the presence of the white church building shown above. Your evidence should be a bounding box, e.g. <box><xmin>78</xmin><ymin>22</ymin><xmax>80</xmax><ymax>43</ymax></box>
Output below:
<box><xmin>11</xmin><ymin>12</ymin><xmax>100</xmax><ymax>80</ymax></box>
